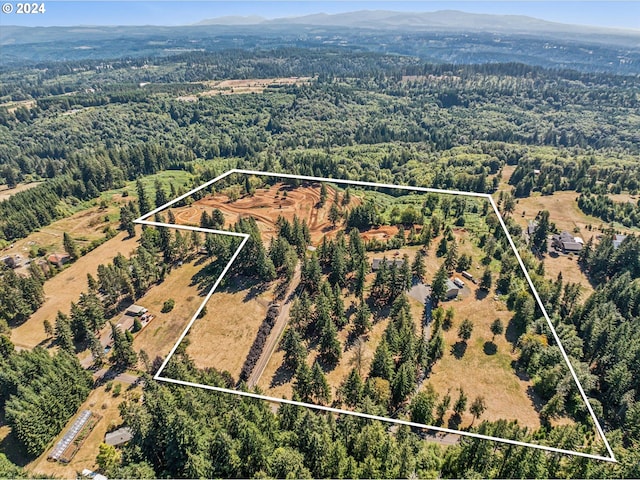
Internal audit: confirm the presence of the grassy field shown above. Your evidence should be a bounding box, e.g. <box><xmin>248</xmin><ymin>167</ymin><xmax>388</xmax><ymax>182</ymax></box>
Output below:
<box><xmin>11</xmin><ymin>228</ymin><xmax>141</xmax><ymax>350</ymax></box>
<box><xmin>183</xmin><ymin>276</ymin><xmax>274</xmax><ymax>380</ymax></box>
<box><xmin>425</xmin><ymin>282</ymin><xmax>542</xmax><ymax>429</ymax></box>
<box><xmin>133</xmin><ymin>256</ymin><xmax>221</xmax><ymax>369</ymax></box>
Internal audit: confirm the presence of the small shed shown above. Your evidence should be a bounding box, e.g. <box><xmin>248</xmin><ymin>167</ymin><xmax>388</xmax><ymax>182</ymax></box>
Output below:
<box><xmin>613</xmin><ymin>234</ymin><xmax>627</xmax><ymax>249</ymax></box>
<box><xmin>48</xmin><ymin>253</ymin><xmax>71</xmax><ymax>267</ymax></box>
<box><xmin>126</xmin><ymin>305</ymin><xmax>147</xmax><ymax>316</ymax></box>
<box><xmin>105</xmin><ymin>427</ymin><xmax>133</xmax><ymax>447</ymax></box>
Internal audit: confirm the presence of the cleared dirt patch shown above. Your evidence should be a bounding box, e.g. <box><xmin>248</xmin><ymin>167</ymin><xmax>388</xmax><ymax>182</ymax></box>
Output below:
<box><xmin>0</xmin><ymin>182</ymin><xmax>43</xmax><ymax>201</ymax></box>
<box><xmin>174</xmin><ymin>183</ymin><xmax>355</xmax><ymax>245</ymax></box>
<box><xmin>191</xmin><ymin>77</ymin><xmax>312</xmax><ymax>97</ymax></box>
<box><xmin>11</xmin><ymin>228</ymin><xmax>140</xmax><ymax>350</ymax></box>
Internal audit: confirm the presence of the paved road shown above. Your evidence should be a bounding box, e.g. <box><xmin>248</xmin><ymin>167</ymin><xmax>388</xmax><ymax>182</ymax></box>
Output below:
<box><xmin>247</xmin><ymin>262</ymin><xmax>302</xmax><ymax>389</ymax></box>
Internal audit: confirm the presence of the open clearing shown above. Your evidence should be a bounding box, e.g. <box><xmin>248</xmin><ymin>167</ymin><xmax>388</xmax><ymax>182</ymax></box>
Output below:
<box><xmin>174</xmin><ymin>183</ymin><xmax>357</xmax><ymax>244</ymax></box>
<box><xmin>177</xmin><ymin>77</ymin><xmax>312</xmax><ymax>100</ymax></box>
<box><xmin>1</xmin><ymin>197</ymin><xmax>127</xmax><ymax>265</ymax></box>
<box><xmin>425</xmin><ymin>283</ymin><xmax>542</xmax><ymax>429</ymax></box>
<box><xmin>0</xmin><ymin>182</ymin><xmax>42</xmax><ymax>201</ymax></box>
<box><xmin>27</xmin><ymin>384</ymin><xmax>141</xmax><ymax>479</ymax></box>
<box><xmin>184</xmin><ymin>276</ymin><xmax>273</xmax><ymax>380</ymax></box>
<box><xmin>133</xmin><ymin>257</ymin><xmax>216</xmax><ymax>367</ymax></box>
<box><xmin>11</xmin><ymin>228</ymin><xmax>140</xmax><ymax>350</ymax></box>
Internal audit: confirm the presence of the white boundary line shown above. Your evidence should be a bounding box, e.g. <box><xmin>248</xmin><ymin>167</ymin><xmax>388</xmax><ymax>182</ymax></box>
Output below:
<box><xmin>134</xmin><ymin>168</ymin><xmax>616</xmax><ymax>463</ymax></box>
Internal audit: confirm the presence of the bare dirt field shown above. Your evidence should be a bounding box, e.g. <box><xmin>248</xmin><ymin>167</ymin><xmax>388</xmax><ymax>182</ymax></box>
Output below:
<box><xmin>132</xmin><ymin>257</ymin><xmax>209</xmax><ymax>366</ymax></box>
<box><xmin>192</xmin><ymin>77</ymin><xmax>312</xmax><ymax>97</ymax></box>
<box><xmin>184</xmin><ymin>277</ymin><xmax>273</xmax><ymax>380</ymax></box>
<box><xmin>11</xmin><ymin>228</ymin><xmax>140</xmax><ymax>350</ymax></box>
<box><xmin>26</xmin><ymin>384</ymin><xmax>141</xmax><ymax>479</ymax></box>
<box><xmin>0</xmin><ymin>182</ymin><xmax>42</xmax><ymax>201</ymax></box>
<box><xmin>174</xmin><ymin>183</ymin><xmax>356</xmax><ymax>245</ymax></box>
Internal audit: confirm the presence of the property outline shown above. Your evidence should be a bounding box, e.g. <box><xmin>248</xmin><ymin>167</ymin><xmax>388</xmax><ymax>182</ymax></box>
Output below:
<box><xmin>134</xmin><ymin>168</ymin><xmax>616</xmax><ymax>463</ymax></box>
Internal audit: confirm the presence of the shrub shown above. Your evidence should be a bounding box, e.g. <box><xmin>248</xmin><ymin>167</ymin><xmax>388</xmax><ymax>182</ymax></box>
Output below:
<box><xmin>162</xmin><ymin>299</ymin><xmax>175</xmax><ymax>313</ymax></box>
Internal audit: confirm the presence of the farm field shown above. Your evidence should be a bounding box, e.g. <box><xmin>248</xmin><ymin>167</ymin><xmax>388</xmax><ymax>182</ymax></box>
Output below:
<box><xmin>177</xmin><ymin>77</ymin><xmax>313</xmax><ymax>100</ymax></box>
<box><xmin>1</xmin><ymin>201</ymin><xmax>123</xmax><ymax>264</ymax></box>
<box><xmin>11</xmin><ymin>227</ymin><xmax>141</xmax><ymax>350</ymax></box>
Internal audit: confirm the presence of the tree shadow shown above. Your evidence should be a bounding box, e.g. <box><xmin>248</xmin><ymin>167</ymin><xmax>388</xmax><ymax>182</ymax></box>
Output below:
<box><xmin>0</xmin><ymin>423</ymin><xmax>31</xmax><ymax>467</ymax></box>
<box><xmin>483</xmin><ymin>341</ymin><xmax>497</xmax><ymax>355</ymax></box>
<box><xmin>505</xmin><ymin>317</ymin><xmax>523</xmax><ymax>345</ymax></box>
<box><xmin>316</xmin><ymin>355</ymin><xmax>339</xmax><ymax>373</ymax></box>
<box><xmin>475</xmin><ymin>288</ymin><xmax>489</xmax><ymax>301</ymax></box>
<box><xmin>447</xmin><ymin>413</ymin><xmax>462</xmax><ymax>430</ymax></box>
<box><xmin>451</xmin><ymin>341</ymin><xmax>467</xmax><ymax>359</ymax></box>
<box><xmin>270</xmin><ymin>363</ymin><xmax>295</xmax><ymax>388</ymax></box>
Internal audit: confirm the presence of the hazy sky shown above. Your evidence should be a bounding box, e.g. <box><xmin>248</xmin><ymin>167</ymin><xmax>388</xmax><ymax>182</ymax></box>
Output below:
<box><xmin>2</xmin><ymin>1</ymin><xmax>639</xmax><ymax>29</ymax></box>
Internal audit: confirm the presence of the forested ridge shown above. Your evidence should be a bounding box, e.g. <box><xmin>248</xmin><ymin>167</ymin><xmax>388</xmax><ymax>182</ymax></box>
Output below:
<box><xmin>1</xmin><ymin>43</ymin><xmax>640</xmax><ymax>478</ymax></box>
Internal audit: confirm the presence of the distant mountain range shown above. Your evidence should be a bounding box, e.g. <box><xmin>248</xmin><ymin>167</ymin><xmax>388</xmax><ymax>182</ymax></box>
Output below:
<box><xmin>194</xmin><ymin>9</ymin><xmax>639</xmax><ymax>36</ymax></box>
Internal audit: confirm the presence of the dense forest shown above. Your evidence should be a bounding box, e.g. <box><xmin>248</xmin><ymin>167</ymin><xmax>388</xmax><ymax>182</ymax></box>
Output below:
<box><xmin>1</xmin><ymin>29</ymin><xmax>640</xmax><ymax>479</ymax></box>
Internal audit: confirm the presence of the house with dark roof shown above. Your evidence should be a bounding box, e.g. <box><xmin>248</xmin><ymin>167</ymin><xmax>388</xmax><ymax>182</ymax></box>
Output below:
<box><xmin>552</xmin><ymin>232</ymin><xmax>584</xmax><ymax>253</ymax></box>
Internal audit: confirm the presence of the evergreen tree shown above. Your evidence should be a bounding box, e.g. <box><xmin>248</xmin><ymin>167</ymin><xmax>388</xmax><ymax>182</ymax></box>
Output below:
<box><xmin>453</xmin><ymin>388</ymin><xmax>468</xmax><ymax>418</ymax></box>
<box><xmin>458</xmin><ymin>318</ymin><xmax>474</xmax><ymax>343</ymax></box>
<box><xmin>410</xmin><ymin>384</ymin><xmax>438</xmax><ymax>425</ymax></box>
<box><xmin>282</xmin><ymin>328</ymin><xmax>306</xmax><ymax>371</ymax></box>
<box><xmin>110</xmin><ymin>322</ymin><xmax>138</xmax><ymax>369</ymax></box>
<box><xmin>392</xmin><ymin>361</ymin><xmax>415</xmax><ymax>405</ymax></box>
<box><xmin>319</xmin><ymin>318</ymin><xmax>341</xmax><ymax>365</ymax></box>
<box><xmin>329</xmin><ymin>203</ymin><xmax>341</xmax><ymax>227</ymax></box>
<box><xmin>340</xmin><ymin>368</ymin><xmax>364</xmax><ymax>407</ymax></box>
<box><xmin>411</xmin><ymin>251</ymin><xmax>426</xmax><ymax>282</ymax></box>
<box><xmin>332</xmin><ymin>284</ymin><xmax>347</xmax><ymax>328</ymax></box>
<box><xmin>55</xmin><ymin>311</ymin><xmax>75</xmax><ymax>354</ymax></box>
<box><xmin>353</xmin><ymin>300</ymin><xmax>372</xmax><ymax>335</ymax></box>
<box><xmin>293</xmin><ymin>361</ymin><xmax>313</xmax><ymax>402</ymax></box>
<box><xmin>136</xmin><ymin>179</ymin><xmax>151</xmax><ymax>215</ymax></box>
<box><xmin>480</xmin><ymin>268</ymin><xmax>493</xmax><ymax>290</ymax></box>
<box><xmin>431</xmin><ymin>264</ymin><xmax>448</xmax><ymax>306</ymax></box>
<box><xmin>490</xmin><ymin>318</ymin><xmax>504</xmax><ymax>341</ymax></box>
<box><xmin>532</xmin><ymin>210</ymin><xmax>550</xmax><ymax>254</ymax></box>
<box><xmin>311</xmin><ymin>362</ymin><xmax>331</xmax><ymax>404</ymax></box>
<box><xmin>63</xmin><ymin>232</ymin><xmax>79</xmax><ymax>260</ymax></box>
<box><xmin>370</xmin><ymin>338</ymin><xmax>395</xmax><ymax>381</ymax></box>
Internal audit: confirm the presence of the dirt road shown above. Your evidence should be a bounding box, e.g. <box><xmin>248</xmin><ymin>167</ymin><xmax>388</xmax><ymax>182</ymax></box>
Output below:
<box><xmin>247</xmin><ymin>263</ymin><xmax>302</xmax><ymax>388</ymax></box>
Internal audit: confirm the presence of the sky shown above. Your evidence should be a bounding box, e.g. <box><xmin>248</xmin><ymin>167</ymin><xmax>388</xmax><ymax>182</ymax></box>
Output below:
<box><xmin>1</xmin><ymin>1</ymin><xmax>639</xmax><ymax>29</ymax></box>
